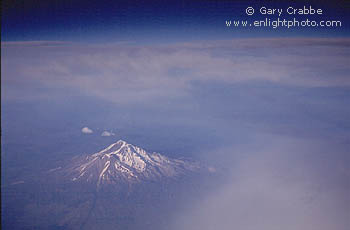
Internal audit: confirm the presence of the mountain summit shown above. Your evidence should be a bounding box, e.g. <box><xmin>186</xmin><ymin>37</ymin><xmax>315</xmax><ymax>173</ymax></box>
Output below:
<box><xmin>65</xmin><ymin>140</ymin><xmax>200</xmax><ymax>188</ymax></box>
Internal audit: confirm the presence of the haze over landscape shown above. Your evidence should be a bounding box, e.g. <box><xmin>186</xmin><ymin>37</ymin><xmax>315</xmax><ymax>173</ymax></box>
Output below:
<box><xmin>2</xmin><ymin>0</ymin><xmax>350</xmax><ymax>229</ymax></box>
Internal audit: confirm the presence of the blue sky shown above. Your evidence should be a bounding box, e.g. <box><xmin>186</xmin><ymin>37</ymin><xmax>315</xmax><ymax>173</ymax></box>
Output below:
<box><xmin>2</xmin><ymin>0</ymin><xmax>350</xmax><ymax>42</ymax></box>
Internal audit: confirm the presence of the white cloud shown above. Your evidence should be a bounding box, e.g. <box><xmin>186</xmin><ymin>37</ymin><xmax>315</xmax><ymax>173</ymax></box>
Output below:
<box><xmin>81</xmin><ymin>127</ymin><xmax>93</xmax><ymax>134</ymax></box>
<box><xmin>101</xmin><ymin>131</ymin><xmax>115</xmax><ymax>136</ymax></box>
<box><xmin>3</xmin><ymin>38</ymin><xmax>350</xmax><ymax>103</ymax></box>
<box><xmin>170</xmin><ymin>135</ymin><xmax>350</xmax><ymax>230</ymax></box>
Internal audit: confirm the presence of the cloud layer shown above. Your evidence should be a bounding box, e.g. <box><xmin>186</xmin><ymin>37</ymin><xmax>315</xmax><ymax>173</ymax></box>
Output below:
<box><xmin>170</xmin><ymin>135</ymin><xmax>350</xmax><ymax>230</ymax></box>
<box><xmin>2</xmin><ymin>38</ymin><xmax>350</xmax><ymax>103</ymax></box>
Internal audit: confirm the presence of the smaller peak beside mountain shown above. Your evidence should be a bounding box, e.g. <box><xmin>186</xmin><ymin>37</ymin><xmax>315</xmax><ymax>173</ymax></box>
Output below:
<box><xmin>61</xmin><ymin>140</ymin><xmax>202</xmax><ymax>188</ymax></box>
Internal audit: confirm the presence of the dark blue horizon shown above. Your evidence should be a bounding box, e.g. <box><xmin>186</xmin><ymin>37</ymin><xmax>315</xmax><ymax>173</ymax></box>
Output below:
<box><xmin>2</xmin><ymin>0</ymin><xmax>350</xmax><ymax>43</ymax></box>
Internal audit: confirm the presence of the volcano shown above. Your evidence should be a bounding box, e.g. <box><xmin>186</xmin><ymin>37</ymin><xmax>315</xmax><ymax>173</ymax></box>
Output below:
<box><xmin>60</xmin><ymin>140</ymin><xmax>201</xmax><ymax>188</ymax></box>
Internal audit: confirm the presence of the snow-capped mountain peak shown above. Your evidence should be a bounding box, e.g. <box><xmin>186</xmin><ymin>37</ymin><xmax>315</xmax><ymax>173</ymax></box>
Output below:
<box><xmin>65</xmin><ymin>140</ymin><xmax>200</xmax><ymax>188</ymax></box>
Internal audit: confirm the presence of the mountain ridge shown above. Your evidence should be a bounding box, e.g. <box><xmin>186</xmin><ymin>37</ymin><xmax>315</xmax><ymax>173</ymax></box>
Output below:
<box><xmin>59</xmin><ymin>140</ymin><xmax>201</xmax><ymax>188</ymax></box>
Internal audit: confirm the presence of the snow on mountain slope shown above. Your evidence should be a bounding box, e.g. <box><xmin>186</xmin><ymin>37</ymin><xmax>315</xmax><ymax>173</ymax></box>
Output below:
<box><xmin>63</xmin><ymin>140</ymin><xmax>201</xmax><ymax>188</ymax></box>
